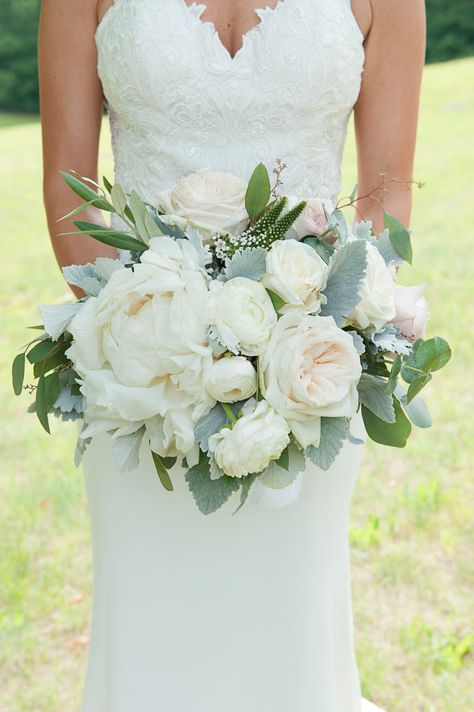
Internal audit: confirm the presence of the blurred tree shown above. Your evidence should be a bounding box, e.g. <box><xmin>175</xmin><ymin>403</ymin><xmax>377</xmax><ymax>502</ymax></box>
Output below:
<box><xmin>0</xmin><ymin>0</ymin><xmax>473</xmax><ymax>113</ymax></box>
<box><xmin>0</xmin><ymin>0</ymin><xmax>40</xmax><ymax>113</ymax></box>
<box><xmin>426</xmin><ymin>0</ymin><xmax>474</xmax><ymax>63</ymax></box>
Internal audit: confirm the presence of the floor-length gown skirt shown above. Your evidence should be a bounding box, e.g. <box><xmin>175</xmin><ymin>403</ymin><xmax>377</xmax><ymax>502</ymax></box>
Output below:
<box><xmin>80</xmin><ymin>412</ymin><xmax>367</xmax><ymax>712</ymax></box>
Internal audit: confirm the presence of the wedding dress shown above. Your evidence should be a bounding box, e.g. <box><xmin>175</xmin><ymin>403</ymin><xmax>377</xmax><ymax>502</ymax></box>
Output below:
<box><xmin>81</xmin><ymin>1</ymin><xmax>383</xmax><ymax>710</ymax></box>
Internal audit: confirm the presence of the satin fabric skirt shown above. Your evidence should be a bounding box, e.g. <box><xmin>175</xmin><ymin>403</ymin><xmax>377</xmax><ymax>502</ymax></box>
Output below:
<box><xmin>80</xmin><ymin>411</ymin><xmax>371</xmax><ymax>712</ymax></box>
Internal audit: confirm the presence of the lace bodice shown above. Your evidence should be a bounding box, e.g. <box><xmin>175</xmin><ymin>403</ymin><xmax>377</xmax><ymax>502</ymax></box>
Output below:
<box><xmin>95</xmin><ymin>0</ymin><xmax>365</xmax><ymax>203</ymax></box>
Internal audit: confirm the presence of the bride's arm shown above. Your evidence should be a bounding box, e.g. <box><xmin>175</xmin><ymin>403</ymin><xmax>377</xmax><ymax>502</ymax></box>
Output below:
<box><xmin>353</xmin><ymin>0</ymin><xmax>426</xmax><ymax>232</ymax></box>
<box><xmin>39</xmin><ymin>0</ymin><xmax>117</xmax><ymax>293</ymax></box>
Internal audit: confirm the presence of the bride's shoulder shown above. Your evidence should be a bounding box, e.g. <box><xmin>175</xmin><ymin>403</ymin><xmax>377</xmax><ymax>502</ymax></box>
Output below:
<box><xmin>368</xmin><ymin>0</ymin><xmax>425</xmax><ymax>34</ymax></box>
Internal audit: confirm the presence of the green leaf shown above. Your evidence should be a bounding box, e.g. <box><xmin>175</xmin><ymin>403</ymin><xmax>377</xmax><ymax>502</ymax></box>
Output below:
<box><xmin>386</xmin><ymin>354</ymin><xmax>402</xmax><ymax>394</ymax></box>
<box><xmin>266</xmin><ymin>288</ymin><xmax>286</xmax><ymax>312</ymax></box>
<box><xmin>151</xmin><ymin>452</ymin><xmax>174</xmax><ymax>491</ymax></box>
<box><xmin>259</xmin><ymin>444</ymin><xmax>304</xmax><ymax>489</ymax></box>
<box><xmin>110</xmin><ymin>183</ymin><xmax>128</xmax><ymax>217</ymax></box>
<box><xmin>245</xmin><ymin>163</ymin><xmax>271</xmax><ymax>219</ymax></box>
<box><xmin>302</xmin><ymin>236</ymin><xmax>336</xmax><ymax>264</ymax></box>
<box><xmin>35</xmin><ymin>376</ymin><xmax>51</xmax><ymax>433</ymax></box>
<box><xmin>44</xmin><ymin>372</ymin><xmax>61</xmax><ymax>409</ymax></box>
<box><xmin>319</xmin><ymin>240</ymin><xmax>368</xmax><ymax>326</ymax></box>
<box><xmin>26</xmin><ymin>339</ymin><xmax>56</xmax><ymax>364</ymax></box>
<box><xmin>33</xmin><ymin>347</ymin><xmax>69</xmax><ymax>378</ymax></box>
<box><xmin>12</xmin><ymin>353</ymin><xmax>25</xmax><ymax>395</ymax></box>
<box><xmin>276</xmin><ymin>446</ymin><xmax>289</xmax><ymax>471</ymax></box>
<box><xmin>394</xmin><ymin>384</ymin><xmax>432</xmax><ymax>429</ymax></box>
<box><xmin>61</xmin><ymin>171</ymin><xmax>113</xmax><ymax>212</ymax></box>
<box><xmin>358</xmin><ymin>373</ymin><xmax>396</xmax><ymax>423</ymax></box>
<box><xmin>185</xmin><ymin>452</ymin><xmax>240</xmax><ymax>514</ymax></box>
<box><xmin>401</xmin><ymin>337</ymin><xmax>451</xmax><ymax>391</ymax></box>
<box><xmin>350</xmin><ymin>183</ymin><xmax>358</xmax><ymax>203</ymax></box>
<box><xmin>305</xmin><ymin>417</ymin><xmax>351</xmax><ymax>470</ymax></box>
<box><xmin>103</xmin><ymin>175</ymin><xmax>113</xmax><ymax>194</ymax></box>
<box><xmin>406</xmin><ymin>373</ymin><xmax>432</xmax><ymax>403</ymax></box>
<box><xmin>70</xmin><ymin>221</ymin><xmax>147</xmax><ymax>253</ymax></box>
<box><xmin>384</xmin><ymin>212</ymin><xmax>413</xmax><ymax>264</ymax></box>
<box><xmin>27</xmin><ymin>325</ymin><xmax>46</xmax><ymax>330</ymax></box>
<box><xmin>362</xmin><ymin>398</ymin><xmax>412</xmax><ymax>448</ymax></box>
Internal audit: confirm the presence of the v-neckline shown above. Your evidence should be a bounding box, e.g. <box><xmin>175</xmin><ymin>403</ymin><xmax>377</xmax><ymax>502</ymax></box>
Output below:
<box><xmin>179</xmin><ymin>0</ymin><xmax>288</xmax><ymax>63</ymax></box>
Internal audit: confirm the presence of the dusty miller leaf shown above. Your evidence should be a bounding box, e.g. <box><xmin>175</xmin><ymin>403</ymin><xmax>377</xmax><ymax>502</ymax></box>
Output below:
<box><xmin>357</xmin><ymin>373</ymin><xmax>396</xmax><ymax>423</ymax></box>
<box><xmin>185</xmin><ymin>453</ymin><xmax>240</xmax><ymax>515</ymax></box>
<box><xmin>319</xmin><ymin>240</ymin><xmax>368</xmax><ymax>326</ymax></box>
<box><xmin>305</xmin><ymin>417</ymin><xmax>350</xmax><ymax>471</ymax></box>
<box><xmin>222</xmin><ymin>248</ymin><xmax>267</xmax><ymax>281</ymax></box>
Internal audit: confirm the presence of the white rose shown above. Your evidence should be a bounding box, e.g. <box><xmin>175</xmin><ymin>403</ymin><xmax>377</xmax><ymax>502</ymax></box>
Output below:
<box><xmin>205</xmin><ymin>356</ymin><xmax>257</xmax><ymax>403</ymax></box>
<box><xmin>285</xmin><ymin>196</ymin><xmax>334</xmax><ymax>240</ymax></box>
<box><xmin>208</xmin><ymin>400</ymin><xmax>290</xmax><ymax>478</ymax></box>
<box><xmin>261</xmin><ymin>239</ymin><xmax>329</xmax><ymax>314</ymax></box>
<box><xmin>155</xmin><ymin>170</ymin><xmax>248</xmax><ymax>242</ymax></box>
<box><xmin>350</xmin><ymin>243</ymin><xmax>396</xmax><ymax>331</ymax></box>
<box><xmin>209</xmin><ymin>277</ymin><xmax>277</xmax><ymax>356</ymax></box>
<box><xmin>261</xmin><ymin>311</ymin><xmax>362</xmax><ymax>448</ymax></box>
<box><xmin>391</xmin><ymin>283</ymin><xmax>429</xmax><ymax>340</ymax></box>
<box><xmin>66</xmin><ymin>236</ymin><xmax>215</xmax><ymax>457</ymax></box>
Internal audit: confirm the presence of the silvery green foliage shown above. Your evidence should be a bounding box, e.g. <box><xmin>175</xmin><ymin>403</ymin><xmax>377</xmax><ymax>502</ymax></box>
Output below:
<box><xmin>305</xmin><ymin>417</ymin><xmax>351</xmax><ymax>471</ymax></box>
<box><xmin>394</xmin><ymin>384</ymin><xmax>432</xmax><ymax>429</ymax></box>
<box><xmin>353</xmin><ymin>220</ymin><xmax>405</xmax><ymax>267</ymax></box>
<box><xmin>112</xmin><ymin>428</ymin><xmax>145</xmax><ymax>472</ymax></box>
<box><xmin>207</xmin><ymin>328</ymin><xmax>227</xmax><ymax>357</ymax></box>
<box><xmin>146</xmin><ymin>204</ymin><xmax>187</xmax><ymax>239</ymax></box>
<box><xmin>74</xmin><ymin>426</ymin><xmax>92</xmax><ymax>467</ymax></box>
<box><xmin>186</xmin><ymin>226</ymin><xmax>213</xmax><ymax>268</ymax></box>
<box><xmin>185</xmin><ymin>454</ymin><xmax>240</xmax><ymax>515</ymax></box>
<box><xmin>259</xmin><ymin>443</ymin><xmax>306</xmax><ymax>489</ymax></box>
<box><xmin>319</xmin><ymin>240</ymin><xmax>368</xmax><ymax>326</ymax></box>
<box><xmin>372</xmin><ymin>324</ymin><xmax>412</xmax><ymax>355</ymax></box>
<box><xmin>222</xmin><ymin>247</ymin><xmax>267</xmax><ymax>281</ymax></box>
<box><xmin>62</xmin><ymin>257</ymin><xmax>122</xmax><ymax>297</ymax></box>
<box><xmin>38</xmin><ymin>302</ymin><xmax>84</xmax><ymax>341</ymax></box>
<box><xmin>209</xmin><ymin>454</ymin><xmax>224</xmax><ymax>481</ymax></box>
<box><xmin>357</xmin><ymin>373</ymin><xmax>396</xmax><ymax>423</ymax></box>
<box><xmin>347</xmin><ymin>430</ymin><xmax>364</xmax><ymax>446</ymax></box>
<box><xmin>195</xmin><ymin>402</ymin><xmax>245</xmax><ymax>452</ymax></box>
<box><xmin>353</xmin><ymin>220</ymin><xmax>375</xmax><ymax>243</ymax></box>
<box><xmin>328</xmin><ymin>208</ymin><xmax>350</xmax><ymax>245</ymax></box>
<box><xmin>54</xmin><ymin>384</ymin><xmax>83</xmax><ymax>415</ymax></box>
<box><xmin>348</xmin><ymin>330</ymin><xmax>366</xmax><ymax>356</ymax></box>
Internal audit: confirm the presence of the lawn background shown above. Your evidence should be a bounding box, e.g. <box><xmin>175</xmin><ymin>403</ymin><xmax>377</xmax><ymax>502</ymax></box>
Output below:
<box><xmin>1</xmin><ymin>57</ymin><xmax>473</xmax><ymax>711</ymax></box>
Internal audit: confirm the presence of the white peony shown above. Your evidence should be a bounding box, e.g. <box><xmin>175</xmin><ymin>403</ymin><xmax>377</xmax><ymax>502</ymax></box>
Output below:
<box><xmin>209</xmin><ymin>277</ymin><xmax>277</xmax><ymax>356</ymax></box>
<box><xmin>350</xmin><ymin>243</ymin><xmax>396</xmax><ymax>331</ymax></box>
<box><xmin>205</xmin><ymin>356</ymin><xmax>257</xmax><ymax>403</ymax></box>
<box><xmin>155</xmin><ymin>170</ymin><xmax>248</xmax><ymax>242</ymax></box>
<box><xmin>66</xmin><ymin>236</ymin><xmax>215</xmax><ymax>457</ymax></box>
<box><xmin>261</xmin><ymin>239</ymin><xmax>329</xmax><ymax>314</ymax></box>
<box><xmin>260</xmin><ymin>311</ymin><xmax>362</xmax><ymax>448</ymax></box>
<box><xmin>208</xmin><ymin>400</ymin><xmax>290</xmax><ymax>478</ymax></box>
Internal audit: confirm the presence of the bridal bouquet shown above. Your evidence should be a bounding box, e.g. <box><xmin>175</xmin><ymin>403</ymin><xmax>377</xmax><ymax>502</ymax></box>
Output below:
<box><xmin>12</xmin><ymin>163</ymin><xmax>451</xmax><ymax>513</ymax></box>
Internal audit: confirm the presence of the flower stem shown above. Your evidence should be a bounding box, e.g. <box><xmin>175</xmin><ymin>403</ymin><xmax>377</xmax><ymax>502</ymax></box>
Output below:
<box><xmin>221</xmin><ymin>402</ymin><xmax>237</xmax><ymax>427</ymax></box>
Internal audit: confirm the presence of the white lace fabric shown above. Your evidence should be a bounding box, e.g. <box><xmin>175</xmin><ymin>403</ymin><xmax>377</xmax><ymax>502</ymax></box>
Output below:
<box><xmin>95</xmin><ymin>0</ymin><xmax>365</xmax><ymax>204</ymax></box>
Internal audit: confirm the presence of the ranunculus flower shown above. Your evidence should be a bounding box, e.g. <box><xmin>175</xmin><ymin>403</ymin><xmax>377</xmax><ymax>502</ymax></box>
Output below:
<box><xmin>155</xmin><ymin>170</ymin><xmax>248</xmax><ymax>242</ymax></box>
<box><xmin>66</xmin><ymin>236</ymin><xmax>215</xmax><ymax>457</ymax></box>
<box><xmin>209</xmin><ymin>277</ymin><xmax>277</xmax><ymax>356</ymax></box>
<box><xmin>260</xmin><ymin>312</ymin><xmax>362</xmax><ymax>448</ymax></box>
<box><xmin>391</xmin><ymin>283</ymin><xmax>429</xmax><ymax>340</ymax></box>
<box><xmin>205</xmin><ymin>356</ymin><xmax>257</xmax><ymax>403</ymax></box>
<box><xmin>208</xmin><ymin>400</ymin><xmax>290</xmax><ymax>478</ymax></box>
<box><xmin>261</xmin><ymin>239</ymin><xmax>329</xmax><ymax>314</ymax></box>
<box><xmin>350</xmin><ymin>242</ymin><xmax>396</xmax><ymax>331</ymax></box>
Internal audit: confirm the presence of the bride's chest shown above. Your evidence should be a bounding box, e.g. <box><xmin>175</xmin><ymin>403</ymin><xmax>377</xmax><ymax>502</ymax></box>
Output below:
<box><xmin>96</xmin><ymin>0</ymin><xmax>364</xmax><ymax>121</ymax></box>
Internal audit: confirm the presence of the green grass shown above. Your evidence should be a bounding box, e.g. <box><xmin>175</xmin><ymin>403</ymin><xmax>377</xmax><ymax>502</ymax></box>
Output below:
<box><xmin>1</xmin><ymin>57</ymin><xmax>473</xmax><ymax>711</ymax></box>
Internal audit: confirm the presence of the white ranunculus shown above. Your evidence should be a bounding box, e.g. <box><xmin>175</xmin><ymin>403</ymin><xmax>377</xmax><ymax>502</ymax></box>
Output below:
<box><xmin>260</xmin><ymin>311</ymin><xmax>362</xmax><ymax>448</ymax></box>
<box><xmin>350</xmin><ymin>243</ymin><xmax>396</xmax><ymax>331</ymax></box>
<box><xmin>209</xmin><ymin>277</ymin><xmax>277</xmax><ymax>356</ymax></box>
<box><xmin>208</xmin><ymin>400</ymin><xmax>290</xmax><ymax>478</ymax></box>
<box><xmin>155</xmin><ymin>170</ymin><xmax>248</xmax><ymax>242</ymax></box>
<box><xmin>66</xmin><ymin>236</ymin><xmax>215</xmax><ymax>457</ymax></box>
<box><xmin>261</xmin><ymin>239</ymin><xmax>329</xmax><ymax>314</ymax></box>
<box><xmin>205</xmin><ymin>356</ymin><xmax>257</xmax><ymax>403</ymax></box>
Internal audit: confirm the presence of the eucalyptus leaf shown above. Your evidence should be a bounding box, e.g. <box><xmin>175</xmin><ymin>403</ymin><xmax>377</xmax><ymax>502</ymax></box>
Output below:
<box><xmin>12</xmin><ymin>353</ymin><xmax>25</xmax><ymax>396</ymax></box>
<box><xmin>305</xmin><ymin>417</ymin><xmax>350</xmax><ymax>470</ymax></box>
<box><xmin>357</xmin><ymin>373</ymin><xmax>396</xmax><ymax>423</ymax></box>
<box><xmin>384</xmin><ymin>212</ymin><xmax>413</xmax><ymax>264</ymax></box>
<box><xmin>26</xmin><ymin>338</ymin><xmax>57</xmax><ymax>364</ymax></box>
<box><xmin>361</xmin><ymin>398</ymin><xmax>412</xmax><ymax>448</ymax></box>
<box><xmin>35</xmin><ymin>376</ymin><xmax>50</xmax><ymax>434</ymax></box>
<box><xmin>245</xmin><ymin>163</ymin><xmax>271</xmax><ymax>219</ymax></box>
<box><xmin>394</xmin><ymin>384</ymin><xmax>432</xmax><ymax>428</ymax></box>
<box><xmin>319</xmin><ymin>240</ymin><xmax>368</xmax><ymax>326</ymax></box>
<box><xmin>387</xmin><ymin>354</ymin><xmax>402</xmax><ymax>394</ymax></box>
<box><xmin>44</xmin><ymin>372</ymin><xmax>61</xmax><ymax>409</ymax></box>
